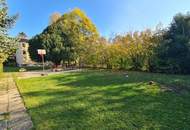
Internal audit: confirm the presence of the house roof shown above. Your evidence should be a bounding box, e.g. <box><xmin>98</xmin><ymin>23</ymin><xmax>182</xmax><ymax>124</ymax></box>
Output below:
<box><xmin>20</xmin><ymin>38</ymin><xmax>28</xmax><ymax>42</ymax></box>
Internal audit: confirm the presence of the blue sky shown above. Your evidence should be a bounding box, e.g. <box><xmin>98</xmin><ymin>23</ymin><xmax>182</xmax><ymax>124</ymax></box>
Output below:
<box><xmin>7</xmin><ymin>0</ymin><xmax>190</xmax><ymax>38</ymax></box>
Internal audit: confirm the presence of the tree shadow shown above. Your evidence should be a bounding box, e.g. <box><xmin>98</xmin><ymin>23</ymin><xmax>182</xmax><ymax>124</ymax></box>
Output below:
<box><xmin>20</xmin><ymin>71</ymin><xmax>190</xmax><ymax>129</ymax></box>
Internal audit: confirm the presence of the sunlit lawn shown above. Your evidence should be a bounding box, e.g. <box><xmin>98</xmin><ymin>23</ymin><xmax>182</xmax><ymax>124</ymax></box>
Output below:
<box><xmin>0</xmin><ymin>73</ymin><xmax>7</xmax><ymax>91</ymax></box>
<box><xmin>17</xmin><ymin>70</ymin><xmax>190</xmax><ymax>130</ymax></box>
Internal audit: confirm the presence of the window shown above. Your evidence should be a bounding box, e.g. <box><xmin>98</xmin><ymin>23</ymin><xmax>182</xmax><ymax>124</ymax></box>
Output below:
<box><xmin>22</xmin><ymin>43</ymin><xmax>26</xmax><ymax>48</ymax></box>
<box><xmin>23</xmin><ymin>50</ymin><xmax>26</xmax><ymax>55</ymax></box>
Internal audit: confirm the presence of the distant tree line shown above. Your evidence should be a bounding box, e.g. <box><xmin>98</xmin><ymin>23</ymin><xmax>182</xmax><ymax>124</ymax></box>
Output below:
<box><xmin>29</xmin><ymin>9</ymin><xmax>190</xmax><ymax>74</ymax></box>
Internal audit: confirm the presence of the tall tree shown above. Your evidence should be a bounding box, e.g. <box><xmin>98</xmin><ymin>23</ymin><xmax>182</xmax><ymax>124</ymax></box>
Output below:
<box><xmin>28</xmin><ymin>34</ymin><xmax>44</xmax><ymax>62</ymax></box>
<box><xmin>30</xmin><ymin>8</ymin><xmax>99</xmax><ymax>66</ymax></box>
<box><xmin>110</xmin><ymin>30</ymin><xmax>154</xmax><ymax>71</ymax></box>
<box><xmin>0</xmin><ymin>0</ymin><xmax>18</xmax><ymax>71</ymax></box>
<box><xmin>153</xmin><ymin>13</ymin><xmax>190</xmax><ymax>74</ymax></box>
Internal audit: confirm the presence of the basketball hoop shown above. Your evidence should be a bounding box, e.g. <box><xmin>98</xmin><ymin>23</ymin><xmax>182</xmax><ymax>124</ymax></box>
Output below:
<box><xmin>37</xmin><ymin>49</ymin><xmax>46</xmax><ymax>55</ymax></box>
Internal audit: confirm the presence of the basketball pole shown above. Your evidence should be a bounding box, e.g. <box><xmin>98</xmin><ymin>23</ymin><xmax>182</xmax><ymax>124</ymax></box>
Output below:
<box><xmin>42</xmin><ymin>54</ymin><xmax>45</xmax><ymax>73</ymax></box>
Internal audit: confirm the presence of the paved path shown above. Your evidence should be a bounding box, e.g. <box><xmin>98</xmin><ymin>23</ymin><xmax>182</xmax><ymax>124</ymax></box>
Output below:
<box><xmin>0</xmin><ymin>74</ymin><xmax>33</xmax><ymax>130</ymax></box>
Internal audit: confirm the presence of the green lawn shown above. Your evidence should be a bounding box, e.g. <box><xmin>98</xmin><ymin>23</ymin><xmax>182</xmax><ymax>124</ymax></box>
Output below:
<box><xmin>3</xmin><ymin>66</ymin><xmax>50</xmax><ymax>72</ymax></box>
<box><xmin>17</xmin><ymin>70</ymin><xmax>190</xmax><ymax>130</ymax></box>
<box><xmin>0</xmin><ymin>74</ymin><xmax>7</xmax><ymax>91</ymax></box>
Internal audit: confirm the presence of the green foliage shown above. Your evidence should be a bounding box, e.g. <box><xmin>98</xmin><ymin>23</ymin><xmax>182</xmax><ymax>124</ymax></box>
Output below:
<box><xmin>0</xmin><ymin>0</ymin><xmax>18</xmax><ymax>34</ymax></box>
<box><xmin>29</xmin><ymin>35</ymin><xmax>45</xmax><ymax>62</ymax></box>
<box><xmin>30</xmin><ymin>8</ymin><xmax>99</xmax><ymax>66</ymax></box>
<box><xmin>0</xmin><ymin>0</ymin><xmax>18</xmax><ymax>64</ymax></box>
<box><xmin>151</xmin><ymin>13</ymin><xmax>190</xmax><ymax>74</ymax></box>
<box><xmin>95</xmin><ymin>30</ymin><xmax>155</xmax><ymax>70</ymax></box>
<box><xmin>29</xmin><ymin>9</ymin><xmax>190</xmax><ymax>74</ymax></box>
<box><xmin>86</xmin><ymin>14</ymin><xmax>190</xmax><ymax>74</ymax></box>
<box><xmin>0</xmin><ymin>35</ymin><xmax>18</xmax><ymax>63</ymax></box>
<box><xmin>42</xmin><ymin>33</ymin><xmax>64</xmax><ymax>65</ymax></box>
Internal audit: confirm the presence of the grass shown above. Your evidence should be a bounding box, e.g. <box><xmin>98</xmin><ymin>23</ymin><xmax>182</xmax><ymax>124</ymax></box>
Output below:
<box><xmin>17</xmin><ymin>70</ymin><xmax>190</xmax><ymax>130</ymax></box>
<box><xmin>0</xmin><ymin>74</ymin><xmax>7</xmax><ymax>91</ymax></box>
<box><xmin>3</xmin><ymin>66</ymin><xmax>20</xmax><ymax>72</ymax></box>
<box><xmin>3</xmin><ymin>66</ymin><xmax>50</xmax><ymax>72</ymax></box>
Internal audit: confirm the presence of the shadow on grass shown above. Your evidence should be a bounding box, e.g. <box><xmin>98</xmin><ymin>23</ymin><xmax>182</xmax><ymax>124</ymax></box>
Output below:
<box><xmin>3</xmin><ymin>66</ymin><xmax>50</xmax><ymax>73</ymax></box>
<box><xmin>3</xmin><ymin>66</ymin><xmax>20</xmax><ymax>72</ymax></box>
<box><xmin>20</xmin><ymin>71</ymin><xmax>190</xmax><ymax>130</ymax></box>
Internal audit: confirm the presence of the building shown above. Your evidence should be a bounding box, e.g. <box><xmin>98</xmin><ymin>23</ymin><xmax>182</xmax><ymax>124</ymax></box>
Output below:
<box><xmin>16</xmin><ymin>37</ymin><xmax>31</xmax><ymax>67</ymax></box>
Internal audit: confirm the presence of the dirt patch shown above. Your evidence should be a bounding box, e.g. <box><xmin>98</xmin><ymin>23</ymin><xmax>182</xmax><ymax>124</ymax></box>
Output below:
<box><xmin>146</xmin><ymin>80</ymin><xmax>190</xmax><ymax>95</ymax></box>
<box><xmin>160</xmin><ymin>84</ymin><xmax>190</xmax><ymax>95</ymax></box>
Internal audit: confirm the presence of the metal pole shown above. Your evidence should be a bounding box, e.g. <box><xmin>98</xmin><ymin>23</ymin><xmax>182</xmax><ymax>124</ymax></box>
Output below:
<box><xmin>42</xmin><ymin>54</ymin><xmax>44</xmax><ymax>73</ymax></box>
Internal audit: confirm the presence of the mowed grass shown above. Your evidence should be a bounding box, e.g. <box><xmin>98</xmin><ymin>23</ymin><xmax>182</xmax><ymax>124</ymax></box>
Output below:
<box><xmin>0</xmin><ymin>74</ymin><xmax>7</xmax><ymax>91</ymax></box>
<box><xmin>17</xmin><ymin>70</ymin><xmax>190</xmax><ymax>130</ymax></box>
